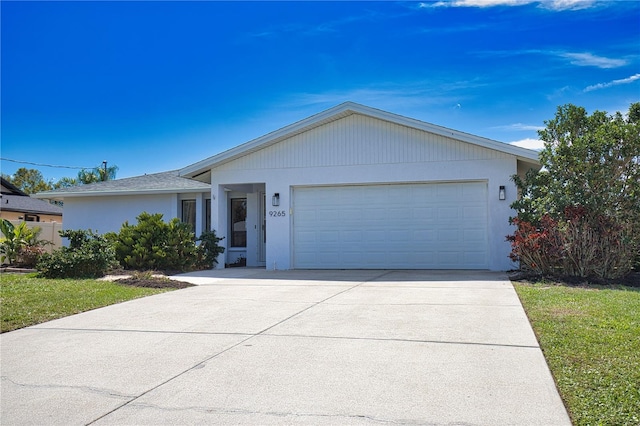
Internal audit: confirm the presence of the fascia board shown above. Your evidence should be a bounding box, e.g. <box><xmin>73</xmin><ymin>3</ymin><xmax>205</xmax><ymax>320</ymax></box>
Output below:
<box><xmin>1</xmin><ymin>206</ymin><xmax>63</xmax><ymax>215</ymax></box>
<box><xmin>33</xmin><ymin>187</ymin><xmax>211</xmax><ymax>200</ymax></box>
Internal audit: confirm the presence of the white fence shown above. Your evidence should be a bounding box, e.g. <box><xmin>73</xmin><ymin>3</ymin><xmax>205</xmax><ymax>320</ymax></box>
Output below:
<box><xmin>7</xmin><ymin>220</ymin><xmax>63</xmax><ymax>254</ymax></box>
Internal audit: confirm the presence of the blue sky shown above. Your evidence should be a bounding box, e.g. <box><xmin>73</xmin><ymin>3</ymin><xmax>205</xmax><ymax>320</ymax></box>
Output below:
<box><xmin>2</xmin><ymin>0</ymin><xmax>639</xmax><ymax>182</ymax></box>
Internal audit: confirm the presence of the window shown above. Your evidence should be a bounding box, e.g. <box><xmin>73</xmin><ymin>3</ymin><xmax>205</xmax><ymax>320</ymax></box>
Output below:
<box><xmin>182</xmin><ymin>200</ymin><xmax>196</xmax><ymax>231</ymax></box>
<box><xmin>205</xmin><ymin>199</ymin><xmax>211</xmax><ymax>232</ymax></box>
<box><xmin>231</xmin><ymin>198</ymin><xmax>247</xmax><ymax>247</ymax></box>
<box><xmin>24</xmin><ymin>214</ymin><xmax>40</xmax><ymax>222</ymax></box>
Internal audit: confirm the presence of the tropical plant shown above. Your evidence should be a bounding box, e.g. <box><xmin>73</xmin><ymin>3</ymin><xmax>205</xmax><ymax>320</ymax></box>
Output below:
<box><xmin>0</xmin><ymin>219</ymin><xmax>49</xmax><ymax>266</ymax></box>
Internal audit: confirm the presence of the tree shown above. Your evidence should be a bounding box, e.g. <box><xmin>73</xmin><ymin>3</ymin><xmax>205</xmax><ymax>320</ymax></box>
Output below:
<box><xmin>2</xmin><ymin>163</ymin><xmax>119</xmax><ymax>194</ymax></box>
<box><xmin>2</xmin><ymin>168</ymin><xmax>52</xmax><ymax>194</ymax></box>
<box><xmin>77</xmin><ymin>163</ymin><xmax>118</xmax><ymax>184</ymax></box>
<box><xmin>52</xmin><ymin>176</ymin><xmax>79</xmax><ymax>189</ymax></box>
<box><xmin>509</xmin><ymin>103</ymin><xmax>640</xmax><ymax>278</ymax></box>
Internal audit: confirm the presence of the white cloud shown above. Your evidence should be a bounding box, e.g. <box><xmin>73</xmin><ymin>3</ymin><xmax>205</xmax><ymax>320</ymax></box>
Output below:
<box><xmin>560</xmin><ymin>52</ymin><xmax>627</xmax><ymax>69</ymax></box>
<box><xmin>584</xmin><ymin>73</ymin><xmax>640</xmax><ymax>92</ymax></box>
<box><xmin>283</xmin><ymin>79</ymin><xmax>487</xmax><ymax>112</ymax></box>
<box><xmin>424</xmin><ymin>0</ymin><xmax>598</xmax><ymax>10</ymax></box>
<box><xmin>493</xmin><ymin>123</ymin><xmax>544</xmax><ymax>131</ymax></box>
<box><xmin>540</xmin><ymin>0</ymin><xmax>598</xmax><ymax>11</ymax></box>
<box><xmin>475</xmin><ymin>49</ymin><xmax>627</xmax><ymax>69</ymax></box>
<box><xmin>425</xmin><ymin>0</ymin><xmax>530</xmax><ymax>8</ymax></box>
<box><xmin>285</xmin><ymin>88</ymin><xmax>456</xmax><ymax>112</ymax></box>
<box><xmin>510</xmin><ymin>138</ymin><xmax>545</xmax><ymax>150</ymax></box>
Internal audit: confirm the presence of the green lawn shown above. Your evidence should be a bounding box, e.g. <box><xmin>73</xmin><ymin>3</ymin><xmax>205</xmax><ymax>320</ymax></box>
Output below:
<box><xmin>0</xmin><ymin>273</ymin><xmax>173</xmax><ymax>333</ymax></box>
<box><xmin>514</xmin><ymin>282</ymin><xmax>640</xmax><ymax>426</ymax></box>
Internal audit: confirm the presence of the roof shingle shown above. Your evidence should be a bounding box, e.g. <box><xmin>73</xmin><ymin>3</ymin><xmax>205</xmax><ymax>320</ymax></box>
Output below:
<box><xmin>34</xmin><ymin>170</ymin><xmax>210</xmax><ymax>199</ymax></box>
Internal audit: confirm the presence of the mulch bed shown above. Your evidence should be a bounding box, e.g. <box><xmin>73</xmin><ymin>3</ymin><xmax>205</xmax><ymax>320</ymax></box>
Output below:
<box><xmin>116</xmin><ymin>277</ymin><xmax>196</xmax><ymax>289</ymax></box>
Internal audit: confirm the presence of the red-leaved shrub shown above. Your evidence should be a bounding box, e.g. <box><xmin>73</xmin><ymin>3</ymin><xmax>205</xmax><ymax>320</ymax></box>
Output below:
<box><xmin>507</xmin><ymin>206</ymin><xmax>635</xmax><ymax>279</ymax></box>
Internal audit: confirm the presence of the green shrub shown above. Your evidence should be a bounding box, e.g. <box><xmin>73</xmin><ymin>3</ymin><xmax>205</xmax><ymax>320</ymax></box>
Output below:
<box><xmin>196</xmin><ymin>230</ymin><xmax>225</xmax><ymax>268</ymax></box>
<box><xmin>108</xmin><ymin>212</ymin><xmax>206</xmax><ymax>272</ymax></box>
<box><xmin>37</xmin><ymin>229</ymin><xmax>118</xmax><ymax>278</ymax></box>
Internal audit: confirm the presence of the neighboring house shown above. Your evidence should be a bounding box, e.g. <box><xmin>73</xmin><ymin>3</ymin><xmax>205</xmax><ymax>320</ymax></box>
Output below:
<box><xmin>36</xmin><ymin>102</ymin><xmax>540</xmax><ymax>271</ymax></box>
<box><xmin>1</xmin><ymin>177</ymin><xmax>63</xmax><ymax>223</ymax></box>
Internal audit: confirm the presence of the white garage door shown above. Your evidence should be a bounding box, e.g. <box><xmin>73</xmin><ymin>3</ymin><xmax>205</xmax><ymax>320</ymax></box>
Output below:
<box><xmin>293</xmin><ymin>182</ymin><xmax>488</xmax><ymax>269</ymax></box>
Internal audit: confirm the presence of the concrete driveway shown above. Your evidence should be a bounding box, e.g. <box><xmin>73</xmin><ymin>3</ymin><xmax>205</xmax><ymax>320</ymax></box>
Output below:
<box><xmin>1</xmin><ymin>270</ymin><xmax>571</xmax><ymax>425</ymax></box>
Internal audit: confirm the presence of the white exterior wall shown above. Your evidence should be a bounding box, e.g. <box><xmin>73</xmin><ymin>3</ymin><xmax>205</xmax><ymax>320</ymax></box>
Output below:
<box><xmin>62</xmin><ymin>194</ymin><xmax>179</xmax><ymax>235</ymax></box>
<box><xmin>208</xmin><ymin>114</ymin><xmax>520</xmax><ymax>271</ymax></box>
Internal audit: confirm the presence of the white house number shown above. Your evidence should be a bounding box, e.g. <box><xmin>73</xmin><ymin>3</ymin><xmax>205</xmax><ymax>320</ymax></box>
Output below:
<box><xmin>269</xmin><ymin>210</ymin><xmax>286</xmax><ymax>217</ymax></box>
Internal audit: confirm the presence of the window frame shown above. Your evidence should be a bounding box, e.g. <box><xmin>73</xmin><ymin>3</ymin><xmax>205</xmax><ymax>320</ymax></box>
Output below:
<box><xmin>230</xmin><ymin>198</ymin><xmax>247</xmax><ymax>247</ymax></box>
<box><xmin>181</xmin><ymin>199</ymin><xmax>196</xmax><ymax>231</ymax></box>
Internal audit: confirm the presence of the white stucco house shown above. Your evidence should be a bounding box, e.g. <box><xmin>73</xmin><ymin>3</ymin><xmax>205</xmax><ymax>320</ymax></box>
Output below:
<box><xmin>36</xmin><ymin>102</ymin><xmax>540</xmax><ymax>271</ymax></box>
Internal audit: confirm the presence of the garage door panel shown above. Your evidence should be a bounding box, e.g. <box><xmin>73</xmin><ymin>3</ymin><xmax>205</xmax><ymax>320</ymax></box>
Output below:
<box><xmin>412</xmin><ymin>208</ymin><xmax>436</xmax><ymax>221</ymax></box>
<box><xmin>412</xmin><ymin>230</ymin><xmax>433</xmax><ymax>242</ymax></box>
<box><xmin>364</xmin><ymin>231</ymin><xmax>386</xmax><ymax>243</ymax></box>
<box><xmin>389</xmin><ymin>208</ymin><xmax>412</xmax><ymax>221</ymax></box>
<box><xmin>317</xmin><ymin>231</ymin><xmax>339</xmax><ymax>243</ymax></box>
<box><xmin>437</xmin><ymin>207</ymin><xmax>460</xmax><ymax>221</ymax></box>
<box><xmin>437</xmin><ymin>229</ymin><xmax>461</xmax><ymax>242</ymax></box>
<box><xmin>464</xmin><ymin>229</ymin><xmax>485</xmax><ymax>242</ymax></box>
<box><xmin>465</xmin><ymin>210</ymin><xmax>485</xmax><ymax>221</ymax></box>
<box><xmin>389</xmin><ymin>188</ymin><xmax>413</xmax><ymax>202</ymax></box>
<box><xmin>362</xmin><ymin>209</ymin><xmax>387</xmax><ymax>220</ymax></box>
<box><xmin>293</xmin><ymin>182</ymin><xmax>488</xmax><ymax>269</ymax></box>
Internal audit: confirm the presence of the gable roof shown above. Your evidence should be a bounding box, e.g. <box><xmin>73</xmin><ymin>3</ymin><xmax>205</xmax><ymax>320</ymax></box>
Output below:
<box><xmin>33</xmin><ymin>170</ymin><xmax>211</xmax><ymax>200</ymax></box>
<box><xmin>179</xmin><ymin>101</ymin><xmax>540</xmax><ymax>177</ymax></box>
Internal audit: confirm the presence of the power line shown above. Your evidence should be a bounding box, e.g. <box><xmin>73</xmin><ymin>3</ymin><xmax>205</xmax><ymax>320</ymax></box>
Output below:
<box><xmin>0</xmin><ymin>157</ymin><xmax>94</xmax><ymax>170</ymax></box>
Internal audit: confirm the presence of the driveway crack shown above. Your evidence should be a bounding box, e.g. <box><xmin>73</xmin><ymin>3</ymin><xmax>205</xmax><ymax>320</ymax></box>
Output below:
<box><xmin>124</xmin><ymin>401</ymin><xmax>429</xmax><ymax>425</ymax></box>
<box><xmin>1</xmin><ymin>376</ymin><xmax>135</xmax><ymax>400</ymax></box>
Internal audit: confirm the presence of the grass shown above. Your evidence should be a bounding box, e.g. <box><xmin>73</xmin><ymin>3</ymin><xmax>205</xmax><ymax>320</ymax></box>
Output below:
<box><xmin>514</xmin><ymin>281</ymin><xmax>640</xmax><ymax>426</ymax></box>
<box><xmin>0</xmin><ymin>273</ymin><xmax>174</xmax><ymax>333</ymax></box>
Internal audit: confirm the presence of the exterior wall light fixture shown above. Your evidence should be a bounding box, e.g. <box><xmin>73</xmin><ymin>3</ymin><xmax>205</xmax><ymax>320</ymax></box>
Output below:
<box><xmin>499</xmin><ymin>186</ymin><xmax>506</xmax><ymax>201</ymax></box>
<box><xmin>272</xmin><ymin>193</ymin><xmax>280</xmax><ymax>206</ymax></box>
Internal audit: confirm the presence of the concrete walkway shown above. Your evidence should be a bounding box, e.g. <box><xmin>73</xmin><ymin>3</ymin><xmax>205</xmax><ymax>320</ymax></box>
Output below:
<box><xmin>1</xmin><ymin>270</ymin><xmax>571</xmax><ymax>425</ymax></box>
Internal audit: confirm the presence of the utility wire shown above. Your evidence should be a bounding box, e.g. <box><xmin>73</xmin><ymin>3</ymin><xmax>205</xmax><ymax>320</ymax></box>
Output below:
<box><xmin>0</xmin><ymin>157</ymin><xmax>94</xmax><ymax>170</ymax></box>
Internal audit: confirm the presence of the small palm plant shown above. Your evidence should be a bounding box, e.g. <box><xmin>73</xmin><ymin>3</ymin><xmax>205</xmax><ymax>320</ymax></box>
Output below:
<box><xmin>0</xmin><ymin>219</ymin><xmax>49</xmax><ymax>267</ymax></box>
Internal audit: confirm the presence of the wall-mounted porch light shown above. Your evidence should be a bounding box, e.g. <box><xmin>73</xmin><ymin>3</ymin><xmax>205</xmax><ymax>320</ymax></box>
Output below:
<box><xmin>499</xmin><ymin>186</ymin><xmax>506</xmax><ymax>201</ymax></box>
<box><xmin>272</xmin><ymin>193</ymin><xmax>280</xmax><ymax>206</ymax></box>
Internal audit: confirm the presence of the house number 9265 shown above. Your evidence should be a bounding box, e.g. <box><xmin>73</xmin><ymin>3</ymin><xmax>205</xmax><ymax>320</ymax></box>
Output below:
<box><xmin>269</xmin><ymin>210</ymin><xmax>286</xmax><ymax>217</ymax></box>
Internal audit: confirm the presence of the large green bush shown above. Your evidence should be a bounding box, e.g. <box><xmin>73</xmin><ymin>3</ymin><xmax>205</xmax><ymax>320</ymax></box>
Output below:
<box><xmin>510</xmin><ymin>103</ymin><xmax>639</xmax><ymax>279</ymax></box>
<box><xmin>107</xmin><ymin>212</ymin><xmax>223</xmax><ymax>272</ymax></box>
<box><xmin>37</xmin><ymin>229</ymin><xmax>118</xmax><ymax>278</ymax></box>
